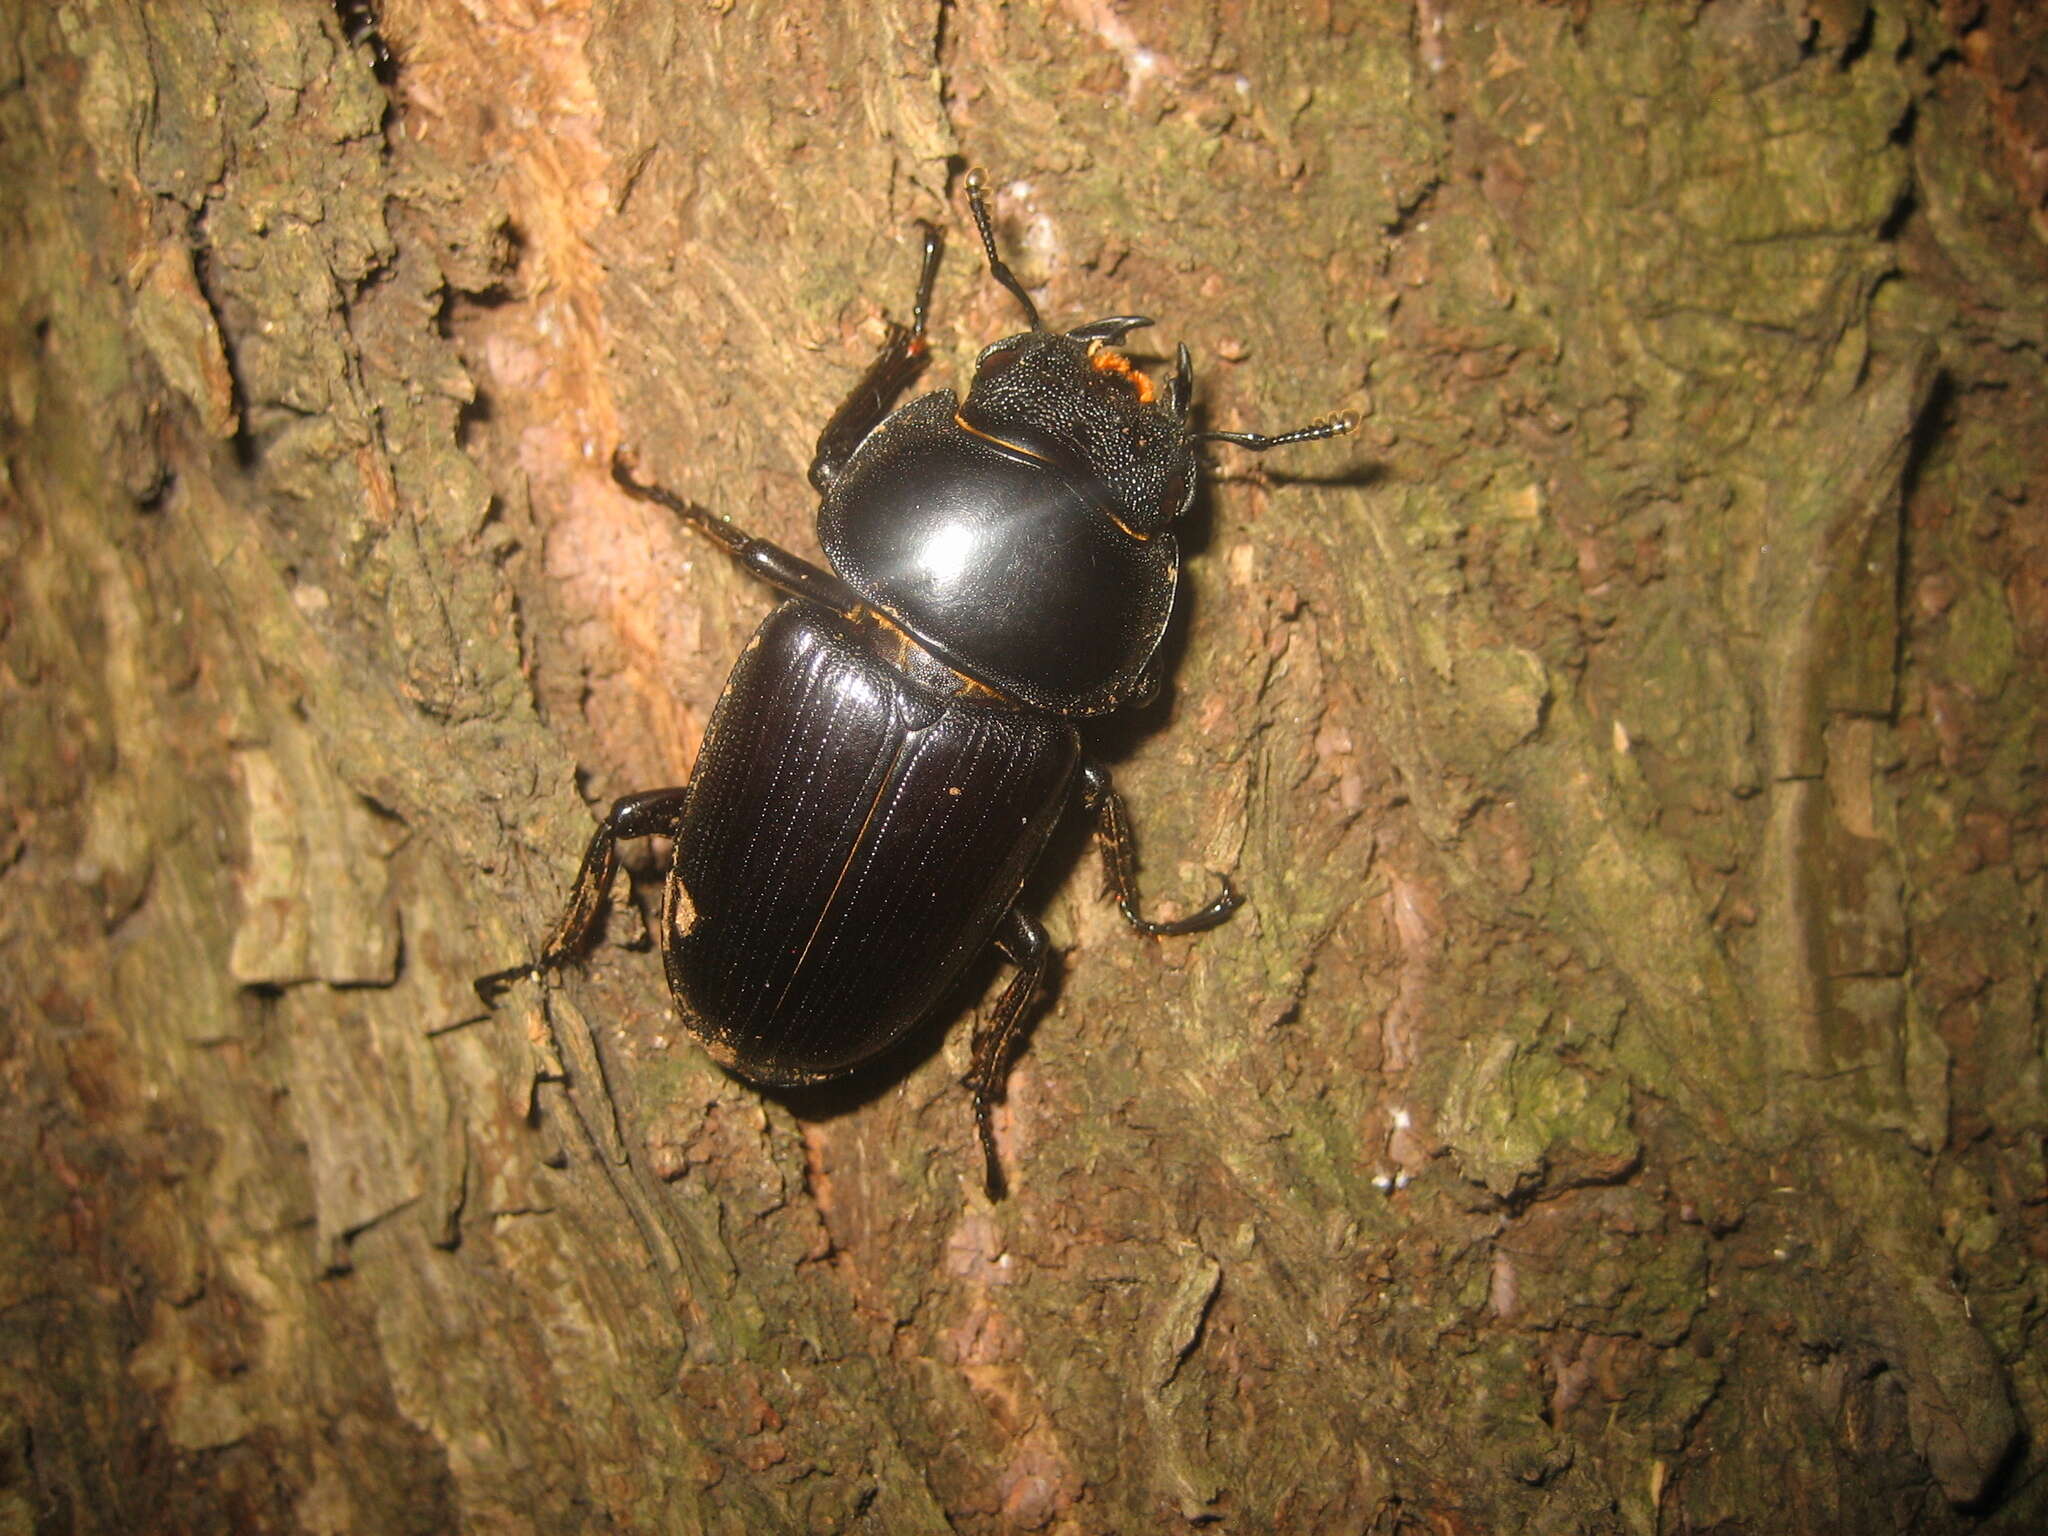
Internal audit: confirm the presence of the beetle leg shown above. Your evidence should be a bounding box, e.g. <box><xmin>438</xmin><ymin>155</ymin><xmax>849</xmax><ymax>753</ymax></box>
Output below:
<box><xmin>475</xmin><ymin>787</ymin><xmax>691</xmax><ymax>1002</ymax></box>
<box><xmin>963</xmin><ymin>907</ymin><xmax>1051</xmax><ymax>1199</ymax></box>
<box><xmin>1079</xmin><ymin>761</ymin><xmax>1243</xmax><ymax>937</ymax></box>
<box><xmin>808</xmin><ymin>221</ymin><xmax>945</xmax><ymax>493</ymax></box>
<box><xmin>611</xmin><ymin>452</ymin><xmax>863</xmax><ymax>615</ymax></box>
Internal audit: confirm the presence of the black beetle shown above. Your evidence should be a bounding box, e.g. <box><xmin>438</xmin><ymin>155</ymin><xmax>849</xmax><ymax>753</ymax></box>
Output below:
<box><xmin>482</xmin><ymin>171</ymin><xmax>1353</xmax><ymax>1195</ymax></box>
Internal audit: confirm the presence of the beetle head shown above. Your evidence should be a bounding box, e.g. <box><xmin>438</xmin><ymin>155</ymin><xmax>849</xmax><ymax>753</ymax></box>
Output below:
<box><xmin>957</xmin><ymin>326</ymin><xmax>1198</xmax><ymax>539</ymax></box>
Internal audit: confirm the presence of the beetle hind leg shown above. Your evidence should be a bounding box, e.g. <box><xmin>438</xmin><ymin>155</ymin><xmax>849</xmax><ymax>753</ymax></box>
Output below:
<box><xmin>965</xmin><ymin>908</ymin><xmax>1051</xmax><ymax>1200</ymax></box>
<box><xmin>1080</xmin><ymin>762</ymin><xmax>1243</xmax><ymax>937</ymax></box>
<box><xmin>475</xmin><ymin>787</ymin><xmax>691</xmax><ymax>1003</ymax></box>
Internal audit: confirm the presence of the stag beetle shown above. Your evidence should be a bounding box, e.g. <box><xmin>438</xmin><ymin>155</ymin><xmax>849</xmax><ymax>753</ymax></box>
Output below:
<box><xmin>481</xmin><ymin>170</ymin><xmax>1353</xmax><ymax>1196</ymax></box>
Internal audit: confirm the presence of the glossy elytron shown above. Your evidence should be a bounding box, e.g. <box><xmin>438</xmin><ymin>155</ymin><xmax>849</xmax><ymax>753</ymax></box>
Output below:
<box><xmin>481</xmin><ymin>170</ymin><xmax>1354</xmax><ymax>1195</ymax></box>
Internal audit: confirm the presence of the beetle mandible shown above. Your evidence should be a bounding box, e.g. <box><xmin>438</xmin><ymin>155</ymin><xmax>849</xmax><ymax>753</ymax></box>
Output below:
<box><xmin>481</xmin><ymin>170</ymin><xmax>1354</xmax><ymax>1196</ymax></box>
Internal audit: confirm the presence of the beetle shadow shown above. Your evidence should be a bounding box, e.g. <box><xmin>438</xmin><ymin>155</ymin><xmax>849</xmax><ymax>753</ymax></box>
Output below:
<box><xmin>1240</xmin><ymin>458</ymin><xmax>1389</xmax><ymax>491</ymax></box>
<box><xmin>761</xmin><ymin>939</ymin><xmax>1068</xmax><ymax>1142</ymax></box>
<box><xmin>751</xmin><ymin>728</ymin><xmax>1166</xmax><ymax>1153</ymax></box>
<box><xmin>602</xmin><ymin>857</ymin><xmax>1017</xmax><ymax>1145</ymax></box>
<box><xmin>749</xmin><ymin>445</ymin><xmax>1386</xmax><ymax>1160</ymax></box>
<box><xmin>1081</xmin><ymin>444</ymin><xmax>1386</xmax><ymax>768</ymax></box>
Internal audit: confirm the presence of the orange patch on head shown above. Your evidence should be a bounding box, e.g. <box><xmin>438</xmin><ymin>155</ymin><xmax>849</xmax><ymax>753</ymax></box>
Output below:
<box><xmin>1089</xmin><ymin>346</ymin><xmax>1157</xmax><ymax>404</ymax></box>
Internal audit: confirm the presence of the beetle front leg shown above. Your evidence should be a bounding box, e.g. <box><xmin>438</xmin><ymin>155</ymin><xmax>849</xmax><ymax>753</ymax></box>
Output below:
<box><xmin>965</xmin><ymin>907</ymin><xmax>1052</xmax><ymax>1200</ymax></box>
<box><xmin>808</xmin><ymin>222</ymin><xmax>943</xmax><ymax>493</ymax></box>
<box><xmin>1079</xmin><ymin>761</ymin><xmax>1242</xmax><ymax>936</ymax></box>
<box><xmin>476</xmin><ymin>787</ymin><xmax>691</xmax><ymax>1002</ymax></box>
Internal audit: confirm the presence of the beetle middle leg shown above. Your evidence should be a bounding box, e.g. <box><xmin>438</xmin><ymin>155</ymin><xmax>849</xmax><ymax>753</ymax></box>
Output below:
<box><xmin>965</xmin><ymin>907</ymin><xmax>1052</xmax><ymax>1199</ymax></box>
<box><xmin>617</xmin><ymin>223</ymin><xmax>944</xmax><ymax>596</ymax></box>
<box><xmin>475</xmin><ymin>786</ymin><xmax>690</xmax><ymax>1002</ymax></box>
<box><xmin>1079</xmin><ymin>761</ymin><xmax>1242</xmax><ymax>936</ymax></box>
<box><xmin>610</xmin><ymin>454</ymin><xmax>863</xmax><ymax>615</ymax></box>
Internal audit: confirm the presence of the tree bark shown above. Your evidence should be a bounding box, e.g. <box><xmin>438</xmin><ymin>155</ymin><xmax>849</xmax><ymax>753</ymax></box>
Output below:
<box><xmin>3</xmin><ymin>1</ymin><xmax>2044</xmax><ymax>1531</ymax></box>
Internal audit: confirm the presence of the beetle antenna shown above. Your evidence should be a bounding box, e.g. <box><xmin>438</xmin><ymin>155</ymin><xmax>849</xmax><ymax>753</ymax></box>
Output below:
<box><xmin>965</xmin><ymin>167</ymin><xmax>1043</xmax><ymax>331</ymax></box>
<box><xmin>1198</xmin><ymin>412</ymin><xmax>1359</xmax><ymax>451</ymax></box>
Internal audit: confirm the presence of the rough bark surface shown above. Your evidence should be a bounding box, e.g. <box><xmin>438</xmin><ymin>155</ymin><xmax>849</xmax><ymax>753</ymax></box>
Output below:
<box><xmin>3</xmin><ymin>1</ymin><xmax>2045</xmax><ymax>1532</ymax></box>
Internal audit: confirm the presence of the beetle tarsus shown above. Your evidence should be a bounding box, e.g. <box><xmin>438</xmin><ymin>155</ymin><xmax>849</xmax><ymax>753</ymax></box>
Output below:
<box><xmin>615</xmin><ymin>450</ymin><xmax>863</xmax><ymax>615</ymax></box>
<box><xmin>475</xmin><ymin>788</ymin><xmax>690</xmax><ymax>1004</ymax></box>
<box><xmin>1118</xmin><ymin>873</ymin><xmax>1241</xmax><ymax>937</ymax></box>
<box><xmin>611</xmin><ymin>450</ymin><xmax>747</xmax><ymax>558</ymax></box>
<box><xmin>1080</xmin><ymin>761</ymin><xmax>1243</xmax><ymax>939</ymax></box>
